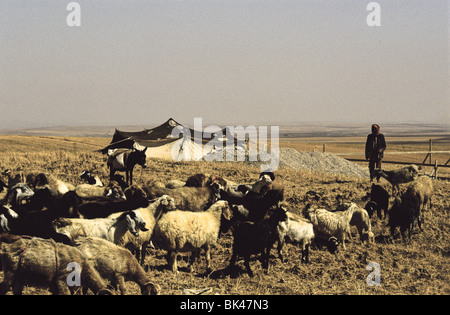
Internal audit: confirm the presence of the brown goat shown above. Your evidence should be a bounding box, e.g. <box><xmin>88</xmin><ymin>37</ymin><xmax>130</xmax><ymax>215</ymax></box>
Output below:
<box><xmin>403</xmin><ymin>176</ymin><xmax>434</xmax><ymax>212</ymax></box>
<box><xmin>258</xmin><ymin>172</ymin><xmax>284</xmax><ymax>201</ymax></box>
<box><xmin>0</xmin><ymin>234</ymin><xmax>114</xmax><ymax>295</ymax></box>
<box><xmin>75</xmin><ymin>237</ymin><xmax>160</xmax><ymax>295</ymax></box>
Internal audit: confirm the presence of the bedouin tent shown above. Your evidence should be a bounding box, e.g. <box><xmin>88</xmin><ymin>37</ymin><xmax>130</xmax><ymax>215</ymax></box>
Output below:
<box><xmin>99</xmin><ymin>118</ymin><xmax>239</xmax><ymax>161</ymax></box>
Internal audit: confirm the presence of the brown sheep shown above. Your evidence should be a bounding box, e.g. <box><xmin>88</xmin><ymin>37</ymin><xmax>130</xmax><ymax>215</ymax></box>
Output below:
<box><xmin>184</xmin><ymin>173</ymin><xmax>227</xmax><ymax>188</ymax></box>
<box><xmin>0</xmin><ymin>234</ymin><xmax>114</xmax><ymax>295</ymax></box>
<box><xmin>184</xmin><ymin>173</ymin><xmax>208</xmax><ymax>187</ymax></box>
<box><xmin>75</xmin><ymin>237</ymin><xmax>160</xmax><ymax>295</ymax></box>
<box><xmin>403</xmin><ymin>176</ymin><xmax>434</xmax><ymax>212</ymax></box>
<box><xmin>144</xmin><ymin>180</ymin><xmax>225</xmax><ymax>211</ymax></box>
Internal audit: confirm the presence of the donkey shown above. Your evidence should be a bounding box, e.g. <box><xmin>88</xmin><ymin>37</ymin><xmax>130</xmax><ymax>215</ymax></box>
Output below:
<box><xmin>107</xmin><ymin>148</ymin><xmax>148</xmax><ymax>186</ymax></box>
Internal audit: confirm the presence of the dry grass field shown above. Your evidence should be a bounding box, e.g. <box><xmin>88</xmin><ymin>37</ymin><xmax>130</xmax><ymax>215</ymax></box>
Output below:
<box><xmin>0</xmin><ymin>134</ymin><xmax>449</xmax><ymax>295</ymax></box>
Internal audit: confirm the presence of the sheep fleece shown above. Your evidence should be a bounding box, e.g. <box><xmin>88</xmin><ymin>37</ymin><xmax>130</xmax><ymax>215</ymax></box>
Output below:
<box><xmin>153</xmin><ymin>211</ymin><xmax>221</xmax><ymax>251</ymax></box>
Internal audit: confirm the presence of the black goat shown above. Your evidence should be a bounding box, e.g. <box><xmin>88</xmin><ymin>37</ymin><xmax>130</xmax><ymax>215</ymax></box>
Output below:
<box><xmin>1</xmin><ymin>183</ymin><xmax>35</xmax><ymax>215</ymax></box>
<box><xmin>229</xmin><ymin>206</ymin><xmax>288</xmax><ymax>277</ymax></box>
<box><xmin>366</xmin><ymin>184</ymin><xmax>389</xmax><ymax>219</ymax></box>
<box><xmin>388</xmin><ymin>197</ymin><xmax>422</xmax><ymax>243</ymax></box>
<box><xmin>218</xmin><ymin>189</ymin><xmax>282</xmax><ymax>222</ymax></box>
<box><xmin>0</xmin><ymin>204</ymin><xmax>73</xmax><ymax>245</ymax></box>
<box><xmin>0</xmin><ymin>180</ymin><xmax>7</xmax><ymax>193</ymax></box>
<box><xmin>25</xmin><ymin>188</ymin><xmax>80</xmax><ymax>218</ymax></box>
<box><xmin>76</xmin><ymin>185</ymin><xmax>149</xmax><ymax>219</ymax></box>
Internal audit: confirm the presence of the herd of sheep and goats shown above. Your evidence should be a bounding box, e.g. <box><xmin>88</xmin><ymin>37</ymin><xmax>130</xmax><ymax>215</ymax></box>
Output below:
<box><xmin>0</xmin><ymin>160</ymin><xmax>434</xmax><ymax>295</ymax></box>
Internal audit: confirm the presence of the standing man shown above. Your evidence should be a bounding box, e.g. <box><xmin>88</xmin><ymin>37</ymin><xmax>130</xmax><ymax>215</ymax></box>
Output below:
<box><xmin>365</xmin><ymin>124</ymin><xmax>386</xmax><ymax>182</ymax></box>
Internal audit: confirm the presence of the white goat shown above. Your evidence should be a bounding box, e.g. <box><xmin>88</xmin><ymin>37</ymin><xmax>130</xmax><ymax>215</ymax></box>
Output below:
<box><xmin>152</xmin><ymin>200</ymin><xmax>232</xmax><ymax>273</ymax></box>
<box><xmin>80</xmin><ymin>170</ymin><xmax>104</xmax><ymax>187</ymax></box>
<box><xmin>112</xmin><ymin>195</ymin><xmax>176</xmax><ymax>265</ymax></box>
<box><xmin>339</xmin><ymin>203</ymin><xmax>374</xmax><ymax>243</ymax></box>
<box><xmin>277</xmin><ymin>212</ymin><xmax>315</xmax><ymax>264</ymax></box>
<box><xmin>53</xmin><ymin>211</ymin><xmax>148</xmax><ymax>244</ymax></box>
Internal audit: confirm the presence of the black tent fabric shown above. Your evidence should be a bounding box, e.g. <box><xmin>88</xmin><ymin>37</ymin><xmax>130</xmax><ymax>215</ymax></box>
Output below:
<box><xmin>99</xmin><ymin>118</ymin><xmax>237</xmax><ymax>154</ymax></box>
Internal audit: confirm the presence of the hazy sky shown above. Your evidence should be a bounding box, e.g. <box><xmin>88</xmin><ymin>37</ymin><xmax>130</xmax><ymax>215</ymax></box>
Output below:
<box><xmin>0</xmin><ymin>0</ymin><xmax>448</xmax><ymax>129</ymax></box>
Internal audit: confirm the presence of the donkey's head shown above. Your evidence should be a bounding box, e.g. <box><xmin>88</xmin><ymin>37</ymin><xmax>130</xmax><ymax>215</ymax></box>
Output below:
<box><xmin>131</xmin><ymin>148</ymin><xmax>147</xmax><ymax>169</ymax></box>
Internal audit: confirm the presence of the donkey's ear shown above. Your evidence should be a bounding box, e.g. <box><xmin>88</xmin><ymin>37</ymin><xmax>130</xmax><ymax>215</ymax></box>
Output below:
<box><xmin>143</xmin><ymin>147</ymin><xmax>147</xmax><ymax>153</ymax></box>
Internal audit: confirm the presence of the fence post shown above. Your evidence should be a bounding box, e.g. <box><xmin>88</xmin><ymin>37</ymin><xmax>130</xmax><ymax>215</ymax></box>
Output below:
<box><xmin>434</xmin><ymin>160</ymin><xmax>438</xmax><ymax>179</ymax></box>
<box><xmin>429</xmin><ymin>139</ymin><xmax>432</xmax><ymax>165</ymax></box>
<box><xmin>323</xmin><ymin>144</ymin><xmax>326</xmax><ymax>153</ymax></box>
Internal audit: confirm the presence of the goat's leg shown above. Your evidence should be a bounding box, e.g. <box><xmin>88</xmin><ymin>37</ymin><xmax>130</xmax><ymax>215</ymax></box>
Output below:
<box><xmin>129</xmin><ymin>170</ymin><xmax>133</xmax><ymax>186</ymax></box>
<box><xmin>377</xmin><ymin>206</ymin><xmax>383</xmax><ymax>220</ymax></box>
<box><xmin>303</xmin><ymin>243</ymin><xmax>310</xmax><ymax>264</ymax></box>
<box><xmin>395</xmin><ymin>184</ymin><xmax>400</xmax><ymax>196</ymax></box>
<box><xmin>262</xmin><ymin>246</ymin><xmax>270</xmax><ymax>270</ymax></box>
<box><xmin>276</xmin><ymin>239</ymin><xmax>285</xmax><ymax>263</ymax></box>
<box><xmin>0</xmin><ymin>271</ymin><xmax>14</xmax><ymax>295</ymax></box>
<box><xmin>54</xmin><ymin>277</ymin><xmax>71</xmax><ymax>295</ymax></box>
<box><xmin>140</xmin><ymin>242</ymin><xmax>149</xmax><ymax>266</ymax></box>
<box><xmin>244</xmin><ymin>255</ymin><xmax>254</xmax><ymax>277</ymax></box>
<box><xmin>400</xmin><ymin>226</ymin><xmax>408</xmax><ymax>243</ymax></box>
<box><xmin>418</xmin><ymin>215</ymin><xmax>423</xmax><ymax>232</ymax></box>
<box><xmin>229</xmin><ymin>248</ymin><xmax>237</xmax><ymax>268</ymax></box>
<box><xmin>11</xmin><ymin>278</ymin><xmax>24</xmax><ymax>295</ymax></box>
<box><xmin>341</xmin><ymin>232</ymin><xmax>347</xmax><ymax>250</ymax></box>
<box><xmin>114</xmin><ymin>275</ymin><xmax>127</xmax><ymax>295</ymax></box>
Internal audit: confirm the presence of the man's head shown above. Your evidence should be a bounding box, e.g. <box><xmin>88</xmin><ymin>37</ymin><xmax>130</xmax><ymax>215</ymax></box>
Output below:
<box><xmin>371</xmin><ymin>124</ymin><xmax>380</xmax><ymax>135</ymax></box>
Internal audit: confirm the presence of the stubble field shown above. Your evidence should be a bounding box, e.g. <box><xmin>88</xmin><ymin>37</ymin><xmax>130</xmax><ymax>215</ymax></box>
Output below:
<box><xmin>0</xmin><ymin>134</ymin><xmax>448</xmax><ymax>295</ymax></box>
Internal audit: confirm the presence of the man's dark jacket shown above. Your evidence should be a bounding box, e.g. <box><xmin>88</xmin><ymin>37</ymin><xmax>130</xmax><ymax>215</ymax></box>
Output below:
<box><xmin>365</xmin><ymin>133</ymin><xmax>386</xmax><ymax>160</ymax></box>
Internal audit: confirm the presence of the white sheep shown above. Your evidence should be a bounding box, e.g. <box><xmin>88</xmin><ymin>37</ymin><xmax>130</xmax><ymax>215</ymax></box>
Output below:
<box><xmin>75</xmin><ymin>181</ymin><xmax>125</xmax><ymax>199</ymax></box>
<box><xmin>75</xmin><ymin>237</ymin><xmax>160</xmax><ymax>295</ymax></box>
<box><xmin>165</xmin><ymin>179</ymin><xmax>186</xmax><ymax>189</ymax></box>
<box><xmin>112</xmin><ymin>195</ymin><xmax>176</xmax><ymax>265</ymax></box>
<box><xmin>53</xmin><ymin>210</ymin><xmax>148</xmax><ymax>244</ymax></box>
<box><xmin>277</xmin><ymin>212</ymin><xmax>315</xmax><ymax>264</ymax></box>
<box><xmin>339</xmin><ymin>203</ymin><xmax>374</xmax><ymax>243</ymax></box>
<box><xmin>152</xmin><ymin>200</ymin><xmax>232</xmax><ymax>273</ymax></box>
<box><xmin>303</xmin><ymin>204</ymin><xmax>352</xmax><ymax>250</ymax></box>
